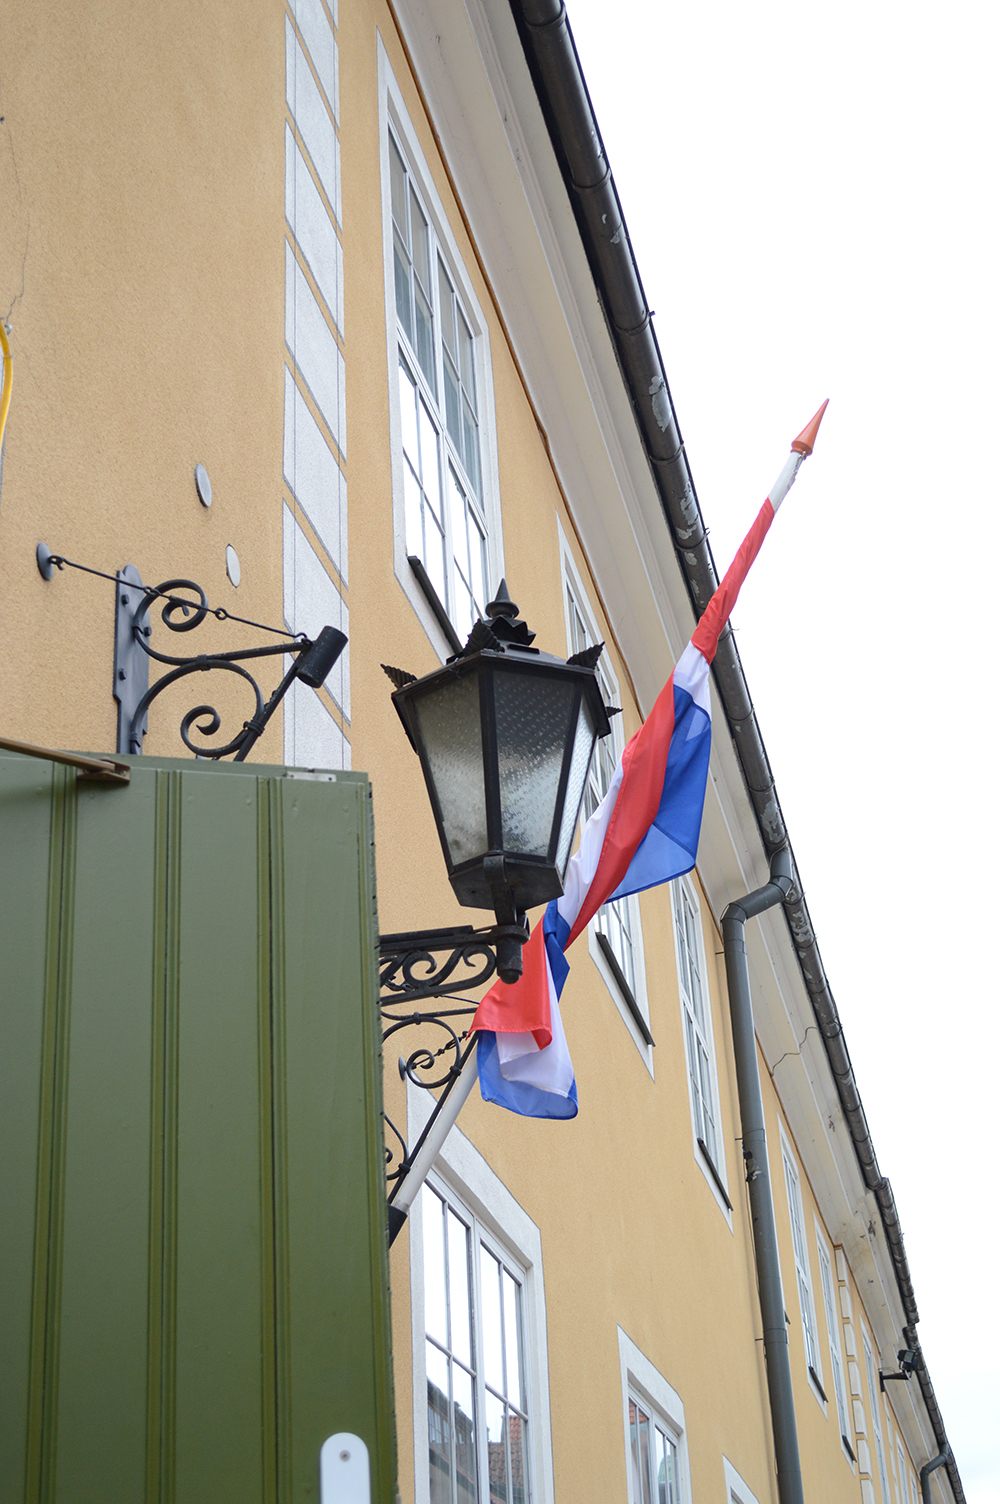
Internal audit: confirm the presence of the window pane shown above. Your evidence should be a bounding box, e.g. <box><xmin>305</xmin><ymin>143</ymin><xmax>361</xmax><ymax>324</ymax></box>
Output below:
<box><xmin>469</xmin><ymin>514</ymin><xmax>486</xmax><ymax>617</ymax></box>
<box><xmin>448</xmin><ymin>466</ymin><xmax>467</xmax><ymax>571</ymax></box>
<box><xmin>453</xmin><ymin>579</ymin><xmax>475</xmax><ymax>644</ymax></box>
<box><xmin>427</xmin><ymin>1341</ymin><xmax>451</xmax><ymax>1504</ymax></box>
<box><xmin>508</xmin><ymin>1410</ymin><xmax>526</xmax><ymax>1504</ymax></box>
<box><xmin>660</xmin><ymin>1431</ymin><xmax>677</xmax><ymax>1504</ymax></box>
<box><xmin>447</xmin><ymin>1210</ymin><xmax>472</xmax><ymax>1368</ymax></box>
<box><xmin>444</xmin><ymin>356</ymin><xmax>462</xmax><ymax>453</ymax></box>
<box><xmin>459</xmin><ymin>311</ymin><xmax>475</xmax><ymax>397</ymax></box>
<box><xmin>453</xmin><ymin>1364</ymin><xmax>478</xmax><ymax>1504</ymax></box>
<box><xmin>653</xmin><ymin>1428</ymin><xmax>667</xmax><ymax>1504</ymax></box>
<box><xmin>394</xmin><ymin>238</ymin><xmax>413</xmax><ymax>344</ymax></box>
<box><xmin>480</xmin><ymin>1246</ymin><xmax>505</xmax><ymax>1395</ymax></box>
<box><xmin>629</xmin><ymin>1401</ymin><xmax>652</xmax><ymax>1504</ymax></box>
<box><xmin>462</xmin><ymin>396</ymin><xmax>481</xmax><ymax>496</ymax></box>
<box><xmin>399</xmin><ymin>362</ymin><xmax>419</xmax><ymax>463</ymax></box>
<box><xmin>439</xmin><ymin>259</ymin><xmax>456</xmax><ymax>356</ymax></box>
<box><xmin>426</xmin><ymin>509</ymin><xmax>447</xmax><ymax>605</ymax></box>
<box><xmin>485</xmin><ymin>1391</ymin><xmax>508</xmax><ymax>1504</ymax></box>
<box><xmin>416</xmin><ymin>283</ymin><xmax>436</xmax><ymax>392</ymax></box>
<box><xmin>404</xmin><ymin>461</ymin><xmax>424</xmax><ymax>561</ymax></box>
<box><xmin>389</xmin><ymin>137</ymin><xmax>408</xmax><ymax>236</ymax></box>
<box><xmin>423</xmin><ymin>1188</ymin><xmax>449</xmax><ymax>1347</ymax></box>
<box><xmin>419</xmin><ymin>399</ymin><xmax>442</xmax><ymax>520</ymax></box>
<box><xmin>411</xmin><ymin>188</ymin><xmax>430</xmax><ymax>288</ymax></box>
<box><xmin>501</xmin><ymin>1270</ymin><xmax>522</xmax><ymax>1410</ymax></box>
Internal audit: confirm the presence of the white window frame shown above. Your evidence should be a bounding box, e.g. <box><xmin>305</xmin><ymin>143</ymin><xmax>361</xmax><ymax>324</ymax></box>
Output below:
<box><xmin>618</xmin><ymin>1328</ymin><xmax>692</xmax><ymax>1504</ymax></box>
<box><xmin>671</xmin><ymin>873</ymin><xmax>732</xmax><ymax>1221</ymax></box>
<box><xmin>723</xmin><ymin>1457</ymin><xmax>761</xmax><ymax>1504</ymax></box>
<box><xmin>862</xmin><ymin>1329</ymin><xmax>892</xmax><ymax>1504</ymax></box>
<box><xmin>558</xmin><ymin>529</ymin><xmax>651</xmax><ymax>1070</ymax></box>
<box><xmin>778</xmin><ymin>1128</ymin><xmax>825</xmax><ymax>1408</ymax></box>
<box><xmin>377</xmin><ymin>37</ymin><xmax>503</xmax><ymax>662</ymax></box>
<box><xmin>408</xmin><ymin>1082</ymin><xmax>554</xmax><ymax>1504</ymax></box>
<box><xmin>816</xmin><ymin>1223</ymin><xmax>855</xmax><ymax>1466</ymax></box>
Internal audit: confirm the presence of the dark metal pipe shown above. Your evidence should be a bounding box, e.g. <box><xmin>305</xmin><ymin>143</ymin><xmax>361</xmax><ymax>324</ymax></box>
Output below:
<box><xmin>722</xmin><ymin>850</ymin><xmax>800</xmax><ymax>1504</ymax></box>
<box><xmin>921</xmin><ymin>1450</ymin><xmax>950</xmax><ymax>1504</ymax></box>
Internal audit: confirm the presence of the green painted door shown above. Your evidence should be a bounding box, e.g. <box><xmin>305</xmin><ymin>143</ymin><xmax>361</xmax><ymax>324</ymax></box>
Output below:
<box><xmin>0</xmin><ymin>753</ymin><xmax>395</xmax><ymax>1504</ymax></box>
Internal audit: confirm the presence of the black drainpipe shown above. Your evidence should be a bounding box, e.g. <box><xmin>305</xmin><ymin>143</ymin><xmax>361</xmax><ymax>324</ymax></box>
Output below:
<box><xmin>723</xmin><ymin>849</ymin><xmax>800</xmax><ymax>1504</ymax></box>
<box><xmin>921</xmin><ymin>1450</ymin><xmax>950</xmax><ymax>1504</ymax></box>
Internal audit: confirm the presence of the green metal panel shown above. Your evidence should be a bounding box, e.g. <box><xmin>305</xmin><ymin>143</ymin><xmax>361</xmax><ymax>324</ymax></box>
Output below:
<box><xmin>0</xmin><ymin>753</ymin><xmax>395</xmax><ymax>1504</ymax></box>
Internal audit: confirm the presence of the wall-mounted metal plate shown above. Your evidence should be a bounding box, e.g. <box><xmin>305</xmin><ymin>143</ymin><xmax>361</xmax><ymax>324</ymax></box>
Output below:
<box><xmin>320</xmin><ymin>1435</ymin><xmax>370</xmax><ymax>1504</ymax></box>
<box><xmin>114</xmin><ymin>565</ymin><xmax>150</xmax><ymax>755</ymax></box>
<box><xmin>195</xmin><ymin>463</ymin><xmax>212</xmax><ymax>507</ymax></box>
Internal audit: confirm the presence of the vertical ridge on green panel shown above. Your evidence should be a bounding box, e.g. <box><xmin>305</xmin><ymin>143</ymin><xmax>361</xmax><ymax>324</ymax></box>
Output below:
<box><xmin>359</xmin><ymin>781</ymin><xmax>396</xmax><ymax>1504</ymax></box>
<box><xmin>277</xmin><ymin>774</ymin><xmax>395</xmax><ymax>1504</ymax></box>
<box><xmin>172</xmin><ymin>765</ymin><xmax>265</xmax><ymax>1503</ymax></box>
<box><xmin>0</xmin><ymin>758</ymin><xmax>59</xmax><ymax>1504</ymax></box>
<box><xmin>27</xmin><ymin>769</ymin><xmax>77</xmax><ymax>1504</ymax></box>
<box><xmin>147</xmin><ymin>770</ymin><xmax>182</xmax><ymax>1504</ymax></box>
<box><xmin>53</xmin><ymin>764</ymin><xmax>160</xmax><ymax>1502</ymax></box>
<box><xmin>257</xmin><ymin>775</ymin><xmax>280</xmax><ymax>1504</ymax></box>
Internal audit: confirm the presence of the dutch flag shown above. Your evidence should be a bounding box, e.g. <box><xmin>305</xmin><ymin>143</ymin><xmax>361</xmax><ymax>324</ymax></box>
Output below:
<box><xmin>470</xmin><ymin>494</ymin><xmax>780</xmax><ymax>1118</ymax></box>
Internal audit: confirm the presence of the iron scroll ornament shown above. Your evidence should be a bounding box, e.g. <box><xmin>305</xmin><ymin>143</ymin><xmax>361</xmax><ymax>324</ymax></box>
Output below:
<box><xmin>379</xmin><ymin>921</ymin><xmax>526</xmax><ymax>1197</ymax></box>
<box><xmin>37</xmin><ymin>548</ymin><xmax>346</xmax><ymax>760</ymax></box>
<box><xmin>121</xmin><ymin>575</ymin><xmax>346</xmax><ymax>760</ymax></box>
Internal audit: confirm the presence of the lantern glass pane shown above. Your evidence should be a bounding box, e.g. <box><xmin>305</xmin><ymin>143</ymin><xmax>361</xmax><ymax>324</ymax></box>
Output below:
<box><xmin>411</xmin><ymin>672</ymin><xmax>488</xmax><ymax>866</ymax></box>
<box><xmin>555</xmin><ymin>696</ymin><xmax>598</xmax><ymax>877</ymax></box>
<box><xmin>493</xmin><ymin>672</ymin><xmax>577</xmax><ymax>857</ymax></box>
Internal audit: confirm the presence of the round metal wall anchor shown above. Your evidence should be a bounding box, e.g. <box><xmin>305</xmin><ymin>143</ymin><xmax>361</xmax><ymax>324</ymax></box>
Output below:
<box><xmin>36</xmin><ymin>542</ymin><xmax>55</xmax><ymax>581</ymax></box>
<box><xmin>225</xmin><ymin>544</ymin><xmax>241</xmax><ymax>587</ymax></box>
<box><xmin>195</xmin><ymin>463</ymin><xmax>212</xmax><ymax>508</ymax></box>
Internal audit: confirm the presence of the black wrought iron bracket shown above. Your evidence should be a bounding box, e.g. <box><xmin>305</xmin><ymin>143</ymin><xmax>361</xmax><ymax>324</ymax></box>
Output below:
<box><xmin>37</xmin><ymin>545</ymin><xmax>346</xmax><ymax>760</ymax></box>
<box><xmin>379</xmin><ymin>920</ymin><xmax>526</xmax><ymax>1202</ymax></box>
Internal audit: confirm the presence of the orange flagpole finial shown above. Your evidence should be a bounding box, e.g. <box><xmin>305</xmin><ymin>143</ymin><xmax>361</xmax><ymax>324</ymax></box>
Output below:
<box><xmin>790</xmin><ymin>399</ymin><xmax>829</xmax><ymax>457</ymax></box>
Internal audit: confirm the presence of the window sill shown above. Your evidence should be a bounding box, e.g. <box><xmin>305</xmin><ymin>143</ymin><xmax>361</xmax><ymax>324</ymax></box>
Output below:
<box><xmin>841</xmin><ymin>1434</ymin><xmax>856</xmax><ymax>1465</ymax></box>
<box><xmin>596</xmin><ymin>932</ymin><xmax>654</xmax><ymax>1046</ymax></box>
<box><xmin>696</xmin><ymin>1137</ymin><xmax>732</xmax><ymax>1211</ymax></box>
<box><xmin>808</xmin><ymin>1365</ymin><xmax>828</xmax><ymax>1404</ymax></box>
<box><xmin>408</xmin><ymin>555</ymin><xmax>463</xmax><ymax>655</ymax></box>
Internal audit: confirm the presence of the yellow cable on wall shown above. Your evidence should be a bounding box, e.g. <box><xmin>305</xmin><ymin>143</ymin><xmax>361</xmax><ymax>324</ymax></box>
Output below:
<box><xmin>0</xmin><ymin>321</ymin><xmax>12</xmax><ymax>464</ymax></box>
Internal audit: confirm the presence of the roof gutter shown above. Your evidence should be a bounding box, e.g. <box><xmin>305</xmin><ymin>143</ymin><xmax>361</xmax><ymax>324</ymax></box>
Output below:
<box><xmin>508</xmin><ymin>1</ymin><xmax>963</xmax><ymax>1497</ymax></box>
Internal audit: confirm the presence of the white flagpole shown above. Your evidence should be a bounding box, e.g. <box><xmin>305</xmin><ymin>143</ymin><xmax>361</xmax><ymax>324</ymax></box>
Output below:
<box><xmin>387</xmin><ymin>1047</ymin><xmax>480</xmax><ymax>1242</ymax></box>
<box><xmin>768</xmin><ymin>399</ymin><xmax>829</xmax><ymax>513</ymax></box>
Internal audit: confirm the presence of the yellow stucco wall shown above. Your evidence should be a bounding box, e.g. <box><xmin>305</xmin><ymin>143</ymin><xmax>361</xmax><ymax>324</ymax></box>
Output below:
<box><xmin>0</xmin><ymin>0</ymin><xmax>287</xmax><ymax>761</ymax></box>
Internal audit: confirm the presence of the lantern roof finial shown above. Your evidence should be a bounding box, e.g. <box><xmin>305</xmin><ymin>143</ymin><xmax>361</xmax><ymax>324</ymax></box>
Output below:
<box><xmin>486</xmin><ymin>579</ymin><xmax>518</xmax><ymax>619</ymax></box>
<box><xmin>482</xmin><ymin>579</ymin><xmax>536</xmax><ymax>648</ymax></box>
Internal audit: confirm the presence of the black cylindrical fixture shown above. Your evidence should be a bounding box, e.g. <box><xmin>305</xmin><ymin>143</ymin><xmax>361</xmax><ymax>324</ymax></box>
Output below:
<box><xmin>298</xmin><ymin>625</ymin><xmax>347</xmax><ymax>688</ymax></box>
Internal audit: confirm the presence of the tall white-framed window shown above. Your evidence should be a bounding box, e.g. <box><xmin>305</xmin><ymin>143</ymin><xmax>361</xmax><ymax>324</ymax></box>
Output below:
<box><xmin>558</xmin><ymin>533</ymin><xmax>650</xmax><ymax>1064</ymax></box>
<box><xmin>378</xmin><ymin>40</ymin><xmax>503</xmax><ymax>659</ymax></box>
<box><xmin>906</xmin><ymin>1456</ymin><xmax>919</xmax><ymax>1504</ymax></box>
<box><xmin>816</xmin><ymin>1226</ymin><xmax>854</xmax><ymax>1463</ymax></box>
<box><xmin>408</xmin><ymin>1084</ymin><xmax>554</xmax><ymax>1504</ymax></box>
<box><xmin>618</xmin><ymin>1329</ymin><xmax>691</xmax><ymax>1504</ymax></box>
<box><xmin>862</xmin><ymin>1330</ymin><xmax>892</xmax><ymax>1504</ymax></box>
<box><xmin>896</xmin><ymin>1438</ymin><xmax>910</xmax><ymax>1504</ymax></box>
<box><xmin>671</xmin><ymin>875</ymin><xmax>731</xmax><ymax>1217</ymax></box>
<box><xmin>421</xmin><ymin>1181</ymin><xmax>529</xmax><ymax>1504</ymax></box>
<box><xmin>779</xmin><ymin>1131</ymin><xmax>824</xmax><ymax>1405</ymax></box>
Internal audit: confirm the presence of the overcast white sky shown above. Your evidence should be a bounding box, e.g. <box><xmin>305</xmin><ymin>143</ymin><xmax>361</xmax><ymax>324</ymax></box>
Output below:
<box><xmin>563</xmin><ymin>0</ymin><xmax>999</xmax><ymax>1498</ymax></box>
